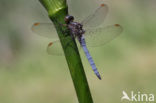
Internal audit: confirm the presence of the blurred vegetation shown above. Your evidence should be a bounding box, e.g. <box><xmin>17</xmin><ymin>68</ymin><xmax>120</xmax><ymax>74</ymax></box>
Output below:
<box><xmin>0</xmin><ymin>0</ymin><xmax>156</xmax><ymax>103</ymax></box>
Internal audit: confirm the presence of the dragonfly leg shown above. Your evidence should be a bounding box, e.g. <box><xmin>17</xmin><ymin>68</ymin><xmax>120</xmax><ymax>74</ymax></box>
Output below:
<box><xmin>62</xmin><ymin>29</ymin><xmax>70</xmax><ymax>37</ymax></box>
<box><xmin>54</xmin><ymin>19</ymin><xmax>69</xmax><ymax>36</ymax></box>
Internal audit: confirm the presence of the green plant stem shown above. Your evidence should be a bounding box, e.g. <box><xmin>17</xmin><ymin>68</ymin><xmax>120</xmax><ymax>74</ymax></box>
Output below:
<box><xmin>39</xmin><ymin>0</ymin><xmax>94</xmax><ymax>103</ymax></box>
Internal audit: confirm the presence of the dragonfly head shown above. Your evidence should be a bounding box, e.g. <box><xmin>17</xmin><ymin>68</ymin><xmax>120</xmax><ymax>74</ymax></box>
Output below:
<box><xmin>65</xmin><ymin>15</ymin><xmax>74</xmax><ymax>24</ymax></box>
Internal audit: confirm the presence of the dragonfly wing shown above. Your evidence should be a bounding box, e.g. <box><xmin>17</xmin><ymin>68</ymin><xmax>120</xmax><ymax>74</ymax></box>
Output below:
<box><xmin>47</xmin><ymin>40</ymin><xmax>64</xmax><ymax>56</ymax></box>
<box><xmin>31</xmin><ymin>22</ymin><xmax>59</xmax><ymax>40</ymax></box>
<box><xmin>47</xmin><ymin>38</ymin><xmax>81</xmax><ymax>56</ymax></box>
<box><xmin>68</xmin><ymin>0</ymin><xmax>100</xmax><ymax>22</ymax></box>
<box><xmin>81</xmin><ymin>4</ymin><xmax>108</xmax><ymax>28</ymax></box>
<box><xmin>85</xmin><ymin>24</ymin><xmax>123</xmax><ymax>47</ymax></box>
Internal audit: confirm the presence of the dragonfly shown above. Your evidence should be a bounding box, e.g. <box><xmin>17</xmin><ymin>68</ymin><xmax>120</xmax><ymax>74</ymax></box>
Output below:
<box><xmin>31</xmin><ymin>3</ymin><xmax>123</xmax><ymax>80</ymax></box>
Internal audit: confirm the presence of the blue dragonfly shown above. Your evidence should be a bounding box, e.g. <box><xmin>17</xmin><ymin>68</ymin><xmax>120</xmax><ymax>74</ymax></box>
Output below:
<box><xmin>31</xmin><ymin>3</ymin><xmax>123</xmax><ymax>80</ymax></box>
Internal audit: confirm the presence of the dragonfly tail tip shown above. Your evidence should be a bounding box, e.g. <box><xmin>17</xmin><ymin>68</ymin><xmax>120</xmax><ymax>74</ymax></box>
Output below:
<box><xmin>97</xmin><ymin>75</ymin><xmax>102</xmax><ymax>80</ymax></box>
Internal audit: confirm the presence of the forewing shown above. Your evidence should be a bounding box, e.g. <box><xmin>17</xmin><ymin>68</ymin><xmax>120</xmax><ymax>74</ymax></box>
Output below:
<box><xmin>81</xmin><ymin>4</ymin><xmax>108</xmax><ymax>28</ymax></box>
<box><xmin>67</xmin><ymin>0</ymin><xmax>100</xmax><ymax>22</ymax></box>
<box><xmin>31</xmin><ymin>22</ymin><xmax>59</xmax><ymax>40</ymax></box>
<box><xmin>85</xmin><ymin>24</ymin><xmax>123</xmax><ymax>47</ymax></box>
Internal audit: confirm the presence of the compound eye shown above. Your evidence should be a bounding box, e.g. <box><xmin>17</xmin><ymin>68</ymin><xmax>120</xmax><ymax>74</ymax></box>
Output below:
<box><xmin>70</xmin><ymin>16</ymin><xmax>74</xmax><ymax>21</ymax></box>
<box><xmin>64</xmin><ymin>15</ymin><xmax>74</xmax><ymax>24</ymax></box>
<box><xmin>64</xmin><ymin>16</ymin><xmax>70</xmax><ymax>24</ymax></box>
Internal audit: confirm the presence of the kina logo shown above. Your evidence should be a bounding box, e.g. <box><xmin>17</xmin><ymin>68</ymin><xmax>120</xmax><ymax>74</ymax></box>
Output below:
<box><xmin>121</xmin><ymin>91</ymin><xmax>154</xmax><ymax>102</ymax></box>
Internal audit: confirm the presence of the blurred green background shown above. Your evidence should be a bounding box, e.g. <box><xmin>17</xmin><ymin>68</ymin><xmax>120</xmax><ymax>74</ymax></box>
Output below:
<box><xmin>0</xmin><ymin>0</ymin><xmax>156</xmax><ymax>103</ymax></box>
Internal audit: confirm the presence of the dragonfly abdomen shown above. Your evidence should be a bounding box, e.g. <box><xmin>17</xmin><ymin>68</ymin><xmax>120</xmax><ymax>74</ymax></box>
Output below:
<box><xmin>80</xmin><ymin>36</ymin><xmax>101</xmax><ymax>80</ymax></box>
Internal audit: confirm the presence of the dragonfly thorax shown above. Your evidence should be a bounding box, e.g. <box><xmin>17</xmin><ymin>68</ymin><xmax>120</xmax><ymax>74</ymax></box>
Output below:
<box><xmin>65</xmin><ymin>15</ymin><xmax>85</xmax><ymax>38</ymax></box>
<box><xmin>68</xmin><ymin>22</ymin><xmax>85</xmax><ymax>35</ymax></box>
